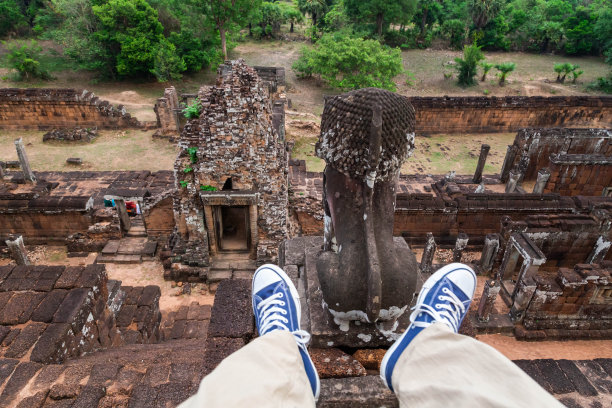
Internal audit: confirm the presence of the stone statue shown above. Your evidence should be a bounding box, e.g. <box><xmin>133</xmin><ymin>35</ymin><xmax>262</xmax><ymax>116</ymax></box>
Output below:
<box><xmin>315</xmin><ymin>88</ymin><xmax>419</xmax><ymax>326</ymax></box>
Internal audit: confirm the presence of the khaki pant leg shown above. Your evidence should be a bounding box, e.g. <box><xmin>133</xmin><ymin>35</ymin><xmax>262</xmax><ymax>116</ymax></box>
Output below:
<box><xmin>179</xmin><ymin>331</ymin><xmax>315</xmax><ymax>408</ymax></box>
<box><xmin>392</xmin><ymin>323</ymin><xmax>563</xmax><ymax>408</ymax></box>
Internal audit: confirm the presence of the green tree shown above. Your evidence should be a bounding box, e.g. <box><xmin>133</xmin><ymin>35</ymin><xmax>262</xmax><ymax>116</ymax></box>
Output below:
<box><xmin>0</xmin><ymin>0</ymin><xmax>26</xmax><ymax>36</ymax></box>
<box><xmin>480</xmin><ymin>61</ymin><xmax>493</xmax><ymax>81</ymax></box>
<box><xmin>207</xmin><ymin>0</ymin><xmax>261</xmax><ymax>59</ymax></box>
<box><xmin>4</xmin><ymin>40</ymin><xmax>51</xmax><ymax>80</ymax></box>
<box><xmin>594</xmin><ymin>7</ymin><xmax>612</xmax><ymax>63</ymax></box>
<box><xmin>454</xmin><ymin>43</ymin><xmax>484</xmax><ymax>86</ymax></box>
<box><xmin>494</xmin><ymin>62</ymin><xmax>515</xmax><ymax>85</ymax></box>
<box><xmin>441</xmin><ymin>19</ymin><xmax>465</xmax><ymax>50</ymax></box>
<box><xmin>564</xmin><ymin>6</ymin><xmax>596</xmax><ymax>55</ymax></box>
<box><xmin>468</xmin><ymin>0</ymin><xmax>502</xmax><ymax>30</ymax></box>
<box><xmin>292</xmin><ymin>34</ymin><xmax>405</xmax><ymax>91</ymax></box>
<box><xmin>92</xmin><ymin>0</ymin><xmax>169</xmax><ymax>77</ymax></box>
<box><xmin>282</xmin><ymin>3</ymin><xmax>304</xmax><ymax>33</ymax></box>
<box><xmin>151</xmin><ymin>39</ymin><xmax>186</xmax><ymax>81</ymax></box>
<box><xmin>252</xmin><ymin>1</ymin><xmax>286</xmax><ymax>38</ymax></box>
<box><xmin>344</xmin><ymin>0</ymin><xmax>416</xmax><ymax>37</ymax></box>
<box><xmin>297</xmin><ymin>0</ymin><xmax>328</xmax><ymax>28</ymax></box>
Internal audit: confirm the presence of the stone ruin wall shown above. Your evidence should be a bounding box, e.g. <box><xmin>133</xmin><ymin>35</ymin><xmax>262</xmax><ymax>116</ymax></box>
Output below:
<box><xmin>0</xmin><ymin>88</ymin><xmax>141</xmax><ymax>130</ymax></box>
<box><xmin>502</xmin><ymin>128</ymin><xmax>611</xmax><ymax>181</ymax></box>
<box><xmin>0</xmin><ymin>193</ymin><xmax>96</xmax><ymax>245</ymax></box>
<box><xmin>519</xmin><ymin>263</ymin><xmax>612</xmax><ymax>340</ymax></box>
<box><xmin>544</xmin><ymin>154</ymin><xmax>612</xmax><ymax>197</ymax></box>
<box><xmin>0</xmin><ymin>264</ymin><xmax>161</xmax><ymax>364</ymax></box>
<box><xmin>410</xmin><ymin>96</ymin><xmax>612</xmax><ymax>134</ymax></box>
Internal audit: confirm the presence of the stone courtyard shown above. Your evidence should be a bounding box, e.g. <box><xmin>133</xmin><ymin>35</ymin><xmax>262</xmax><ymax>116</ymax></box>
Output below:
<box><xmin>0</xmin><ymin>60</ymin><xmax>611</xmax><ymax>406</ymax></box>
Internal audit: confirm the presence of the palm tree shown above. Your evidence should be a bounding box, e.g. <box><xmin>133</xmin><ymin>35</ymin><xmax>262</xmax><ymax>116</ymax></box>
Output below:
<box><xmin>495</xmin><ymin>62</ymin><xmax>516</xmax><ymax>86</ymax></box>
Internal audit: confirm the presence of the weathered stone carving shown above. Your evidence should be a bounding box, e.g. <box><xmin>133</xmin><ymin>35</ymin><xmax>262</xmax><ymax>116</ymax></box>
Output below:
<box><xmin>314</xmin><ymin>88</ymin><xmax>419</xmax><ymax>324</ymax></box>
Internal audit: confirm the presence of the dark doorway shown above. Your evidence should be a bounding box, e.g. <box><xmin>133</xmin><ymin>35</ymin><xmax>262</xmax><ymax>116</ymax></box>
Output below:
<box><xmin>215</xmin><ymin>206</ymin><xmax>249</xmax><ymax>251</ymax></box>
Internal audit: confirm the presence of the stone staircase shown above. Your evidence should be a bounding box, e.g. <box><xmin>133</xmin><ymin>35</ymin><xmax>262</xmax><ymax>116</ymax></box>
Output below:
<box><xmin>96</xmin><ymin>237</ymin><xmax>157</xmax><ymax>264</ymax></box>
<box><xmin>208</xmin><ymin>253</ymin><xmax>257</xmax><ymax>282</ymax></box>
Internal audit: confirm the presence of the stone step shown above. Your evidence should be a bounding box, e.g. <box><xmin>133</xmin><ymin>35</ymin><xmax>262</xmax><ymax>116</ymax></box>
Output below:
<box><xmin>126</xmin><ymin>230</ymin><xmax>147</xmax><ymax>237</ymax></box>
<box><xmin>101</xmin><ymin>240</ymin><xmax>120</xmax><ymax>255</ymax></box>
<box><xmin>113</xmin><ymin>254</ymin><xmax>142</xmax><ymax>264</ymax></box>
<box><xmin>95</xmin><ymin>255</ymin><xmax>116</xmax><ymax>263</ymax></box>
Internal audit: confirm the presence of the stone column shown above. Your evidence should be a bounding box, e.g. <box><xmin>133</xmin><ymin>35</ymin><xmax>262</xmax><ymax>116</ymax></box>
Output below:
<box><xmin>532</xmin><ymin>168</ymin><xmax>551</xmax><ymax>194</ymax></box>
<box><xmin>477</xmin><ymin>279</ymin><xmax>500</xmax><ymax>322</ymax></box>
<box><xmin>505</xmin><ymin>171</ymin><xmax>520</xmax><ymax>193</ymax></box>
<box><xmin>0</xmin><ymin>162</ymin><xmax>4</xmax><ymax>179</ymax></box>
<box><xmin>472</xmin><ymin>144</ymin><xmax>490</xmax><ymax>184</ymax></box>
<box><xmin>14</xmin><ymin>138</ymin><xmax>36</xmax><ymax>183</ymax></box>
<box><xmin>500</xmin><ymin>145</ymin><xmax>518</xmax><ymax>183</ymax></box>
<box><xmin>510</xmin><ymin>279</ymin><xmax>537</xmax><ymax>322</ymax></box>
<box><xmin>480</xmin><ymin>233</ymin><xmax>500</xmax><ymax>274</ymax></box>
<box><xmin>420</xmin><ymin>232</ymin><xmax>436</xmax><ymax>274</ymax></box>
<box><xmin>115</xmin><ymin>199</ymin><xmax>131</xmax><ymax>232</ymax></box>
<box><xmin>453</xmin><ymin>233</ymin><xmax>469</xmax><ymax>262</ymax></box>
<box><xmin>5</xmin><ymin>235</ymin><xmax>30</xmax><ymax>265</ymax></box>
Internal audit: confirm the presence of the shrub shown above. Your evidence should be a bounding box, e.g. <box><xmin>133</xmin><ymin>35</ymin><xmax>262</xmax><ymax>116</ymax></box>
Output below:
<box><xmin>480</xmin><ymin>61</ymin><xmax>493</xmax><ymax>81</ymax></box>
<box><xmin>454</xmin><ymin>44</ymin><xmax>484</xmax><ymax>86</ymax></box>
<box><xmin>494</xmin><ymin>62</ymin><xmax>515</xmax><ymax>86</ymax></box>
<box><xmin>554</xmin><ymin>62</ymin><xmax>575</xmax><ymax>83</ymax></box>
<box><xmin>570</xmin><ymin>65</ymin><xmax>583</xmax><ymax>83</ymax></box>
<box><xmin>4</xmin><ymin>40</ymin><xmax>52</xmax><ymax>81</ymax></box>
<box><xmin>292</xmin><ymin>34</ymin><xmax>405</xmax><ymax>91</ymax></box>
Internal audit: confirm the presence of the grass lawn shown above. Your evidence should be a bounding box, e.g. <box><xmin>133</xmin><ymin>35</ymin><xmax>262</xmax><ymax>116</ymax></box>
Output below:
<box><xmin>0</xmin><ymin>130</ymin><xmax>178</xmax><ymax>171</ymax></box>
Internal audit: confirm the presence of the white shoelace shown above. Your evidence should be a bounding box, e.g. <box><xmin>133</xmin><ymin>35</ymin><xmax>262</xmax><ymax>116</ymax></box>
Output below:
<box><xmin>257</xmin><ymin>292</ymin><xmax>311</xmax><ymax>348</ymax></box>
<box><xmin>409</xmin><ymin>287</ymin><xmax>466</xmax><ymax>332</ymax></box>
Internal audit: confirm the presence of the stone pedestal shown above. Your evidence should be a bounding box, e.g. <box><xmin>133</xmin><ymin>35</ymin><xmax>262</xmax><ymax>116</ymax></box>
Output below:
<box><xmin>281</xmin><ymin>237</ymin><xmax>423</xmax><ymax>348</ymax></box>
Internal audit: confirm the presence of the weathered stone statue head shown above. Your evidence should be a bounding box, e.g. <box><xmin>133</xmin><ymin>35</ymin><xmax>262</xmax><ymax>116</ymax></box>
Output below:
<box><xmin>315</xmin><ymin>87</ymin><xmax>419</xmax><ymax>325</ymax></box>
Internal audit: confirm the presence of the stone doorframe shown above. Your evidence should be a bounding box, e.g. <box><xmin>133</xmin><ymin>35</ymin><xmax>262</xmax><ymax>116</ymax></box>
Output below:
<box><xmin>496</xmin><ymin>232</ymin><xmax>546</xmax><ymax>316</ymax></box>
<box><xmin>200</xmin><ymin>191</ymin><xmax>259</xmax><ymax>260</ymax></box>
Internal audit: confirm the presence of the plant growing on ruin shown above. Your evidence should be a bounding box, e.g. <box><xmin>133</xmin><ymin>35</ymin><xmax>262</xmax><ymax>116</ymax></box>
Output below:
<box><xmin>179</xmin><ymin>180</ymin><xmax>188</xmax><ymax>188</ymax></box>
<box><xmin>183</xmin><ymin>166</ymin><xmax>193</xmax><ymax>173</ymax></box>
<box><xmin>5</xmin><ymin>40</ymin><xmax>52</xmax><ymax>81</ymax></box>
<box><xmin>183</xmin><ymin>101</ymin><xmax>202</xmax><ymax>119</ymax></box>
<box><xmin>480</xmin><ymin>61</ymin><xmax>493</xmax><ymax>81</ymax></box>
<box><xmin>200</xmin><ymin>185</ymin><xmax>218</xmax><ymax>191</ymax></box>
<box><xmin>494</xmin><ymin>62</ymin><xmax>515</xmax><ymax>86</ymax></box>
<box><xmin>454</xmin><ymin>43</ymin><xmax>484</xmax><ymax>86</ymax></box>
<box><xmin>187</xmin><ymin>147</ymin><xmax>198</xmax><ymax>163</ymax></box>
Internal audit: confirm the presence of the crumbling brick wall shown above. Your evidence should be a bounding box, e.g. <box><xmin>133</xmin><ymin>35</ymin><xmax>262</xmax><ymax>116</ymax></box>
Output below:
<box><xmin>519</xmin><ymin>264</ymin><xmax>612</xmax><ymax>339</ymax></box>
<box><xmin>410</xmin><ymin>96</ymin><xmax>612</xmax><ymax>134</ymax></box>
<box><xmin>0</xmin><ymin>193</ymin><xmax>95</xmax><ymax>245</ymax></box>
<box><xmin>0</xmin><ymin>88</ymin><xmax>141</xmax><ymax>130</ymax></box>
<box><xmin>0</xmin><ymin>265</ymin><xmax>163</xmax><ymax>364</ymax></box>
<box><xmin>501</xmin><ymin>128</ymin><xmax>611</xmax><ymax>181</ymax></box>
<box><xmin>543</xmin><ymin>154</ymin><xmax>612</xmax><ymax>196</ymax></box>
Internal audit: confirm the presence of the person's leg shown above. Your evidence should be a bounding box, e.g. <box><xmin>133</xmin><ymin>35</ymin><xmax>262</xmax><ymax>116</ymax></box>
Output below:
<box><xmin>179</xmin><ymin>331</ymin><xmax>314</xmax><ymax>407</ymax></box>
<box><xmin>392</xmin><ymin>323</ymin><xmax>563</xmax><ymax>407</ymax></box>
<box><xmin>179</xmin><ymin>264</ymin><xmax>319</xmax><ymax>407</ymax></box>
<box><xmin>381</xmin><ymin>263</ymin><xmax>563</xmax><ymax>408</ymax></box>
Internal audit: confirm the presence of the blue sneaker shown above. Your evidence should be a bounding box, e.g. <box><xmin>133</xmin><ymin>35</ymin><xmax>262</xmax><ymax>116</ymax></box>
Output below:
<box><xmin>252</xmin><ymin>264</ymin><xmax>320</xmax><ymax>401</ymax></box>
<box><xmin>380</xmin><ymin>263</ymin><xmax>477</xmax><ymax>393</ymax></box>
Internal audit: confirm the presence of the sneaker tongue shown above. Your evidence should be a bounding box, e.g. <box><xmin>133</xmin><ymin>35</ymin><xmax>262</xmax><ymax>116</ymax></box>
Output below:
<box><xmin>257</xmin><ymin>281</ymin><xmax>284</xmax><ymax>298</ymax></box>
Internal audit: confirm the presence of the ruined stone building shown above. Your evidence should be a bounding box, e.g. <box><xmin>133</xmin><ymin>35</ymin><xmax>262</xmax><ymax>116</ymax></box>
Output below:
<box><xmin>165</xmin><ymin>60</ymin><xmax>289</xmax><ymax>282</ymax></box>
